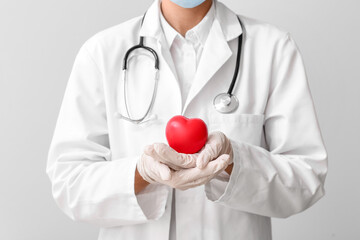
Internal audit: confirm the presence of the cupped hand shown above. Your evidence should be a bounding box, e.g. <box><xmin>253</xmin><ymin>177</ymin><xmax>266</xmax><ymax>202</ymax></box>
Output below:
<box><xmin>196</xmin><ymin>131</ymin><xmax>234</xmax><ymax>169</ymax></box>
<box><xmin>137</xmin><ymin>132</ymin><xmax>233</xmax><ymax>190</ymax></box>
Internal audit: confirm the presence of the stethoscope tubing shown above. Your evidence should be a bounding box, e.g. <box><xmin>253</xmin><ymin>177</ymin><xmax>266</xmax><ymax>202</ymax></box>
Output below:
<box><xmin>227</xmin><ymin>23</ymin><xmax>243</xmax><ymax>96</ymax></box>
<box><xmin>116</xmin><ymin>10</ymin><xmax>245</xmax><ymax>123</ymax></box>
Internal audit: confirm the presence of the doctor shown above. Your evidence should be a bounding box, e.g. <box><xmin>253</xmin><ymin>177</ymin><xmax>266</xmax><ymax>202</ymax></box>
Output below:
<box><xmin>46</xmin><ymin>0</ymin><xmax>328</xmax><ymax>239</ymax></box>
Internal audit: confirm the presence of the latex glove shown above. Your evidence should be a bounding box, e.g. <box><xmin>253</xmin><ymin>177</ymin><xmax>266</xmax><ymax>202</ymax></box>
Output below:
<box><xmin>139</xmin><ymin>143</ymin><xmax>231</xmax><ymax>190</ymax></box>
<box><xmin>196</xmin><ymin>131</ymin><xmax>234</xmax><ymax>169</ymax></box>
<box><xmin>136</xmin><ymin>144</ymin><xmax>198</xmax><ymax>185</ymax></box>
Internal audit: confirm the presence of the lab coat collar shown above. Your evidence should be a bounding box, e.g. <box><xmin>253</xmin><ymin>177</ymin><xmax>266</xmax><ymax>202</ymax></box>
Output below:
<box><xmin>139</xmin><ymin>0</ymin><xmax>242</xmax><ymax>42</ymax></box>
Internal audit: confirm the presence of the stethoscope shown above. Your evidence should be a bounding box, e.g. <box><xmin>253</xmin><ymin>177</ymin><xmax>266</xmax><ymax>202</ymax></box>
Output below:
<box><xmin>114</xmin><ymin>11</ymin><xmax>244</xmax><ymax>124</ymax></box>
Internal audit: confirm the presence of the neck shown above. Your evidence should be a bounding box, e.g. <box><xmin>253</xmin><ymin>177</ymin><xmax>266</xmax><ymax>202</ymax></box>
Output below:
<box><xmin>160</xmin><ymin>0</ymin><xmax>213</xmax><ymax>37</ymax></box>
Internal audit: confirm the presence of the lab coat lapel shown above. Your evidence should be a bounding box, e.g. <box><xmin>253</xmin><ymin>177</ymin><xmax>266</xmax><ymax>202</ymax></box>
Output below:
<box><xmin>182</xmin><ymin>0</ymin><xmax>242</xmax><ymax>114</ymax></box>
<box><xmin>182</xmin><ymin>18</ymin><xmax>232</xmax><ymax>114</ymax></box>
<box><xmin>157</xmin><ymin>35</ymin><xmax>184</xmax><ymax>114</ymax></box>
<box><xmin>156</xmin><ymin>34</ymin><xmax>180</xmax><ymax>96</ymax></box>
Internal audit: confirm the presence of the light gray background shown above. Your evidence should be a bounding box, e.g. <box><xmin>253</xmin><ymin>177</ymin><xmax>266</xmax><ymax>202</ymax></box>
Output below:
<box><xmin>0</xmin><ymin>0</ymin><xmax>359</xmax><ymax>239</ymax></box>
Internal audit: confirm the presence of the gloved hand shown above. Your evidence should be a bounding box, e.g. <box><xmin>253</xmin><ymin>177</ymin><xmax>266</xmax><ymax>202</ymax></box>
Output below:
<box><xmin>196</xmin><ymin>131</ymin><xmax>234</xmax><ymax>169</ymax></box>
<box><xmin>136</xmin><ymin>144</ymin><xmax>198</xmax><ymax>184</ymax></box>
<box><xmin>137</xmin><ymin>143</ymin><xmax>231</xmax><ymax>190</ymax></box>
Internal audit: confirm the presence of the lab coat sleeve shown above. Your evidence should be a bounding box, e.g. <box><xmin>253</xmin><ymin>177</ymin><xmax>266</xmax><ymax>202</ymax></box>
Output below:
<box><xmin>204</xmin><ymin>33</ymin><xmax>328</xmax><ymax>218</ymax></box>
<box><xmin>46</xmin><ymin>41</ymin><xmax>169</xmax><ymax>227</ymax></box>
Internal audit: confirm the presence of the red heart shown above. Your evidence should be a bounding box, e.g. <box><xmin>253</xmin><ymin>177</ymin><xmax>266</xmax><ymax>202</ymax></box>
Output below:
<box><xmin>165</xmin><ymin>115</ymin><xmax>208</xmax><ymax>154</ymax></box>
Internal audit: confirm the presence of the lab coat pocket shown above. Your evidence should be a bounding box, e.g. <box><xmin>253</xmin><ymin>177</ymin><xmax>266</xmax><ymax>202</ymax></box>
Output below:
<box><xmin>208</xmin><ymin>112</ymin><xmax>264</xmax><ymax>146</ymax></box>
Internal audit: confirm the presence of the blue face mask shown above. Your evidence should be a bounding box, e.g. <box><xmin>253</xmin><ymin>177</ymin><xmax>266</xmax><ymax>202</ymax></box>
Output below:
<box><xmin>170</xmin><ymin>0</ymin><xmax>207</xmax><ymax>9</ymax></box>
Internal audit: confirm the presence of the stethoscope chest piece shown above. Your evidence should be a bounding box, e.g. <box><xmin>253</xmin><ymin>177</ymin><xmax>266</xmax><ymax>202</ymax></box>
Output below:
<box><xmin>213</xmin><ymin>93</ymin><xmax>239</xmax><ymax>113</ymax></box>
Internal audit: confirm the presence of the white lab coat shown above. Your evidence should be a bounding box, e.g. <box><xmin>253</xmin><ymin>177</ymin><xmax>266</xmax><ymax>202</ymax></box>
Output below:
<box><xmin>46</xmin><ymin>0</ymin><xmax>328</xmax><ymax>239</ymax></box>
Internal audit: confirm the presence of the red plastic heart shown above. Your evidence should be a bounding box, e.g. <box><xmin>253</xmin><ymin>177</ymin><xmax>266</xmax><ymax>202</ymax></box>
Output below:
<box><xmin>165</xmin><ymin>115</ymin><xmax>208</xmax><ymax>154</ymax></box>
